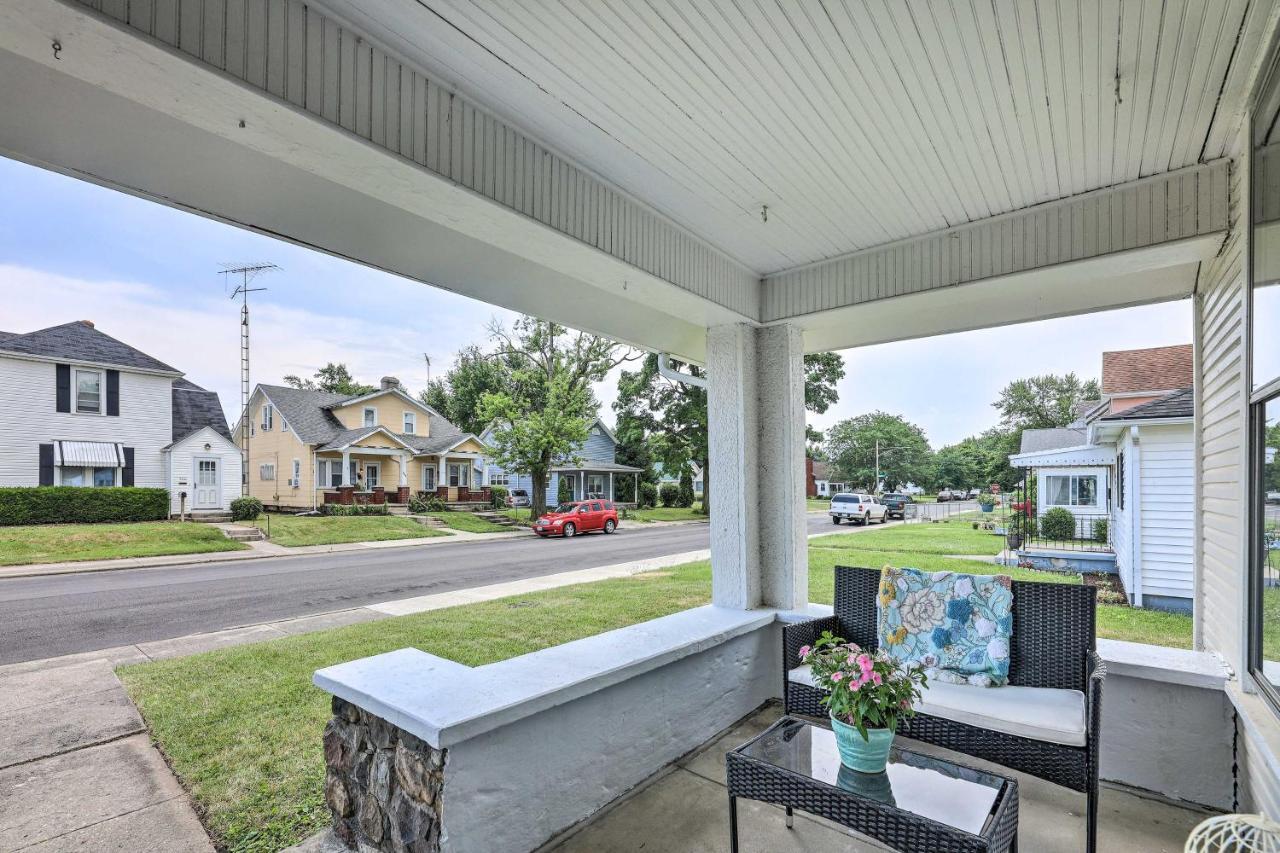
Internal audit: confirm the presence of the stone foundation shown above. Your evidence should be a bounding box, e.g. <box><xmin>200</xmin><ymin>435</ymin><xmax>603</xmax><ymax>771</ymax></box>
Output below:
<box><xmin>324</xmin><ymin>697</ymin><xmax>446</xmax><ymax>852</ymax></box>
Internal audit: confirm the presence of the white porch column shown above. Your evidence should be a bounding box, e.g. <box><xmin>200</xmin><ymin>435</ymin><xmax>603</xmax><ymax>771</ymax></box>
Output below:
<box><xmin>399</xmin><ymin>451</ymin><xmax>409</xmax><ymax>487</ymax></box>
<box><xmin>438</xmin><ymin>457</ymin><xmax>447</xmax><ymax>489</ymax></box>
<box><xmin>341</xmin><ymin>450</ymin><xmax>352</xmax><ymax>486</ymax></box>
<box><xmin>707</xmin><ymin>323</ymin><xmax>807</xmax><ymax>610</ymax></box>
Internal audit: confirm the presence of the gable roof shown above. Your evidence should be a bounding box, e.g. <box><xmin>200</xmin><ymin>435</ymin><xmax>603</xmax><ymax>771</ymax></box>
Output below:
<box><xmin>172</xmin><ymin>378</ymin><xmax>233</xmax><ymax>443</ymax></box>
<box><xmin>1101</xmin><ymin>344</ymin><xmax>1193</xmax><ymax>395</ymax></box>
<box><xmin>1019</xmin><ymin>428</ymin><xmax>1087</xmax><ymax>454</ymax></box>
<box><xmin>0</xmin><ymin>321</ymin><xmax>180</xmax><ymax>374</ymax></box>
<box><xmin>1099</xmin><ymin>387</ymin><xmax>1194</xmax><ymax>421</ymax></box>
<box><xmin>323</xmin><ymin>385</ymin><xmax>444</xmax><ymax>419</ymax></box>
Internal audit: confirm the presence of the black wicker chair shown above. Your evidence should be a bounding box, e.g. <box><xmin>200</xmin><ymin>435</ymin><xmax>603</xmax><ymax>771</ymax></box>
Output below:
<box><xmin>783</xmin><ymin>566</ymin><xmax>1104</xmax><ymax>853</ymax></box>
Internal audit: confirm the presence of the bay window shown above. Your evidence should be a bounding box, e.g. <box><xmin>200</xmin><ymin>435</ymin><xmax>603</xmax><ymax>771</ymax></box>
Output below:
<box><xmin>1043</xmin><ymin>474</ymin><xmax>1099</xmax><ymax>507</ymax></box>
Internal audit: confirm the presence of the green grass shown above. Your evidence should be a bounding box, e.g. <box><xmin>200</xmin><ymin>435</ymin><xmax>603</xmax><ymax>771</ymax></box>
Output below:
<box><xmin>806</xmin><ymin>499</ymin><xmax>831</xmax><ymax>511</ymax></box>
<box><xmin>0</xmin><ymin>521</ymin><xmax>247</xmax><ymax>566</ymax></box>
<box><xmin>121</xmin><ymin>524</ymin><xmax>1192</xmax><ymax>850</ymax></box>
<box><xmin>248</xmin><ymin>514</ymin><xmax>447</xmax><ymax>547</ymax></box>
<box><xmin>425</xmin><ymin>510</ymin><xmax>512</xmax><ymax>534</ymax></box>
<box><xmin>624</xmin><ymin>506</ymin><xmax>708</xmax><ymax>523</ymax></box>
<box><xmin>812</xmin><ymin>520</ymin><xmax>1006</xmax><ymax>556</ymax></box>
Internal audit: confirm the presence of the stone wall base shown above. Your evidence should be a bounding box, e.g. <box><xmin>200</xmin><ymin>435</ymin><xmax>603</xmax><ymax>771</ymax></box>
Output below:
<box><xmin>324</xmin><ymin>697</ymin><xmax>445</xmax><ymax>852</ymax></box>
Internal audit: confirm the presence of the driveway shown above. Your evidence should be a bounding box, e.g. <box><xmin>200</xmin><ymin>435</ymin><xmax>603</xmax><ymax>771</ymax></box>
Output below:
<box><xmin>0</xmin><ymin>516</ymin><xmax>832</xmax><ymax>665</ymax></box>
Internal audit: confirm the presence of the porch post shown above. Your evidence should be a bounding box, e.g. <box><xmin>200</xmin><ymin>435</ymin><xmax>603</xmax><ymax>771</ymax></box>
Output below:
<box><xmin>707</xmin><ymin>323</ymin><xmax>807</xmax><ymax>610</ymax></box>
<box><xmin>609</xmin><ymin>471</ymin><xmax>614</xmax><ymax>501</ymax></box>
<box><xmin>398</xmin><ymin>451</ymin><xmax>409</xmax><ymax>487</ymax></box>
<box><xmin>341</xmin><ymin>449</ymin><xmax>351</xmax><ymax>486</ymax></box>
<box><xmin>438</xmin><ymin>457</ymin><xmax>447</xmax><ymax>489</ymax></box>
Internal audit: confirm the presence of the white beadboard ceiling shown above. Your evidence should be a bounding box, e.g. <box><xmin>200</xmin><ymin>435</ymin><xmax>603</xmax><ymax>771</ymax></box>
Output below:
<box><xmin>321</xmin><ymin>0</ymin><xmax>1257</xmax><ymax>276</ymax></box>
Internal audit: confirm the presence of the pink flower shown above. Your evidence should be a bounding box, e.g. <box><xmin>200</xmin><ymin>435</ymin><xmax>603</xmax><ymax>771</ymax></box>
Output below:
<box><xmin>846</xmin><ymin>653</ymin><xmax>857</xmax><ymax>665</ymax></box>
<box><xmin>857</xmin><ymin>654</ymin><xmax>874</xmax><ymax>674</ymax></box>
<box><xmin>872</xmin><ymin>672</ymin><xmax>883</xmax><ymax>686</ymax></box>
<box><xmin>831</xmin><ymin>671</ymin><xmax>844</xmax><ymax>682</ymax></box>
<box><xmin>798</xmin><ymin>645</ymin><xmax>810</xmax><ymax>659</ymax></box>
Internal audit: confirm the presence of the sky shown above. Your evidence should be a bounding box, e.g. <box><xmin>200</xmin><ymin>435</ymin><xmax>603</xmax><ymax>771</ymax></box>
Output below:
<box><xmin>0</xmin><ymin>156</ymin><xmax>1192</xmax><ymax>449</ymax></box>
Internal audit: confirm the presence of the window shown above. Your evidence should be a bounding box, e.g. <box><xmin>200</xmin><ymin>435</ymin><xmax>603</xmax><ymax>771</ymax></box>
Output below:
<box><xmin>363</xmin><ymin>407</ymin><xmax>377</xmax><ymax>427</ymax></box>
<box><xmin>93</xmin><ymin>467</ymin><xmax>116</xmax><ymax>487</ymax></box>
<box><xmin>61</xmin><ymin>467</ymin><xmax>86</xmax><ymax>487</ymax></box>
<box><xmin>365</xmin><ymin>463</ymin><xmax>380</xmax><ymax>489</ymax></box>
<box><xmin>1116</xmin><ymin>453</ymin><xmax>1126</xmax><ymax>511</ymax></box>
<box><xmin>587</xmin><ymin>474</ymin><xmax>606</xmax><ymax>497</ymax></box>
<box><xmin>259</xmin><ymin>463</ymin><xmax>275</xmax><ymax>481</ymax></box>
<box><xmin>1044</xmin><ymin>475</ymin><xmax>1098</xmax><ymax>507</ymax></box>
<box><xmin>423</xmin><ymin>466</ymin><xmax>436</xmax><ymax>491</ymax></box>
<box><xmin>261</xmin><ymin>404</ymin><xmax>273</xmax><ymax>431</ymax></box>
<box><xmin>75</xmin><ymin>369</ymin><xmax>101</xmax><ymax>413</ymax></box>
<box><xmin>1251</xmin><ymin>52</ymin><xmax>1280</xmax><ymax>707</ymax></box>
<box><xmin>489</xmin><ymin>472</ymin><xmax>510</xmax><ymax>487</ymax></box>
<box><xmin>291</xmin><ymin>459</ymin><xmax>301</xmax><ymax>487</ymax></box>
<box><xmin>403</xmin><ymin>412</ymin><xmax>416</xmax><ymax>434</ymax></box>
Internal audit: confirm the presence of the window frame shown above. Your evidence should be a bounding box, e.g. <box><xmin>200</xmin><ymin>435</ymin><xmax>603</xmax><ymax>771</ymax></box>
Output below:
<box><xmin>1042</xmin><ymin>473</ymin><xmax>1101</xmax><ymax>508</ymax></box>
<box><xmin>403</xmin><ymin>411</ymin><xmax>416</xmax><ymax>434</ymax></box>
<box><xmin>259</xmin><ymin>462</ymin><xmax>275</xmax><ymax>481</ymax></box>
<box><xmin>363</xmin><ymin>407</ymin><xmax>377</xmax><ymax>428</ymax></box>
<box><xmin>261</xmin><ymin>403</ymin><xmax>274</xmax><ymax>431</ymax></box>
<box><xmin>74</xmin><ymin>368</ymin><xmax>103</xmax><ymax>414</ymax></box>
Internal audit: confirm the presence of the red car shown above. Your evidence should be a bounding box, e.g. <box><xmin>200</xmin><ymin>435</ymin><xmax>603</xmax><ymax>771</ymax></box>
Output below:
<box><xmin>534</xmin><ymin>500</ymin><xmax>619</xmax><ymax>538</ymax></box>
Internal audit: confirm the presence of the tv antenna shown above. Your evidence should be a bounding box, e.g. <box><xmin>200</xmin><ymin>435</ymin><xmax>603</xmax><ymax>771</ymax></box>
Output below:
<box><xmin>220</xmin><ymin>262</ymin><xmax>279</xmax><ymax>494</ymax></box>
<box><xmin>423</xmin><ymin>353</ymin><xmax>432</xmax><ymax>388</ymax></box>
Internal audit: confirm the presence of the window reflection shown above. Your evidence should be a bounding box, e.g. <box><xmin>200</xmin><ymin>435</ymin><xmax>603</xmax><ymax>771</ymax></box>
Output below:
<box><xmin>1262</xmin><ymin>400</ymin><xmax>1280</xmax><ymax>685</ymax></box>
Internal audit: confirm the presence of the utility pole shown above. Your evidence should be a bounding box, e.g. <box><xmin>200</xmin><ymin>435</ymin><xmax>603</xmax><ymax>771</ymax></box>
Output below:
<box><xmin>220</xmin><ymin>262</ymin><xmax>279</xmax><ymax>495</ymax></box>
<box><xmin>423</xmin><ymin>353</ymin><xmax>431</xmax><ymax>388</ymax></box>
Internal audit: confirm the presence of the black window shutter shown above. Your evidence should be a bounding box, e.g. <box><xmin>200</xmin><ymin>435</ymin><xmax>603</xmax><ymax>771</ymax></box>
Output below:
<box><xmin>122</xmin><ymin>447</ymin><xmax>135</xmax><ymax>487</ymax></box>
<box><xmin>106</xmin><ymin>370</ymin><xmax>120</xmax><ymax>416</ymax></box>
<box><xmin>55</xmin><ymin>364</ymin><xmax>70</xmax><ymax>412</ymax></box>
<box><xmin>38</xmin><ymin>444</ymin><xmax>54</xmax><ymax>486</ymax></box>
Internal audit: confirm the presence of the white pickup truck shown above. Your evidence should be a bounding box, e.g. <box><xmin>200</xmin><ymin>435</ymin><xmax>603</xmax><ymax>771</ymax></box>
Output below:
<box><xmin>829</xmin><ymin>493</ymin><xmax>888</xmax><ymax>525</ymax></box>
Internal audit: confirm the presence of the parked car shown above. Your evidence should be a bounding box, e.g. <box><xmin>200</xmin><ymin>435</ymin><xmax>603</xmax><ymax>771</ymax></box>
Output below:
<box><xmin>936</xmin><ymin>488</ymin><xmax>955</xmax><ymax>502</ymax></box>
<box><xmin>880</xmin><ymin>493</ymin><xmax>910</xmax><ymax>519</ymax></box>
<box><xmin>967</xmin><ymin>488</ymin><xmax>982</xmax><ymax>499</ymax></box>
<box><xmin>506</xmin><ymin>488</ymin><xmax>532</xmax><ymax>508</ymax></box>
<box><xmin>829</xmin><ymin>493</ymin><xmax>888</xmax><ymax>525</ymax></box>
<box><xmin>534</xmin><ymin>500</ymin><xmax>618</xmax><ymax>538</ymax></box>
<box><xmin>1268</xmin><ymin>490</ymin><xmax>1280</xmax><ymax>504</ymax></box>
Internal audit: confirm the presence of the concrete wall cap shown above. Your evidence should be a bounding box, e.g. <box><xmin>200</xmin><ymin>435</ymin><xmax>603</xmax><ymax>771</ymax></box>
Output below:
<box><xmin>1097</xmin><ymin>638</ymin><xmax>1228</xmax><ymax>689</ymax></box>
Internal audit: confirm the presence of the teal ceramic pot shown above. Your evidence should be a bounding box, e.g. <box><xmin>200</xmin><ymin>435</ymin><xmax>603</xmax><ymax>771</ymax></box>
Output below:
<box><xmin>830</xmin><ymin>714</ymin><xmax>895</xmax><ymax>773</ymax></box>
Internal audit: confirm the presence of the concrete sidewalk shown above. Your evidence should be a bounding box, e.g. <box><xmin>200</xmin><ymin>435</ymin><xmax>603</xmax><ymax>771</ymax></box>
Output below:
<box><xmin>0</xmin><ymin>660</ymin><xmax>213</xmax><ymax>852</ymax></box>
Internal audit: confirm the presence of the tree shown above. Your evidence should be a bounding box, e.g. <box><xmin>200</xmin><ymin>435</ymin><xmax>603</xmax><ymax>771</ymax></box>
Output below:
<box><xmin>478</xmin><ymin>317</ymin><xmax>637</xmax><ymax>518</ymax></box>
<box><xmin>614</xmin><ymin>352</ymin><xmax>846</xmax><ymax>515</ymax></box>
<box><xmin>678</xmin><ymin>465</ymin><xmax>695</xmax><ymax>507</ymax></box>
<box><xmin>282</xmin><ymin>363</ymin><xmax>375</xmax><ymax>396</ymax></box>
<box><xmin>420</xmin><ymin>345</ymin><xmax>513</xmax><ymax>436</ymax></box>
<box><xmin>994</xmin><ymin>373</ymin><xmax>1100</xmax><ymax>431</ymax></box>
<box><xmin>826</xmin><ymin>412</ymin><xmax>932</xmax><ymax>491</ymax></box>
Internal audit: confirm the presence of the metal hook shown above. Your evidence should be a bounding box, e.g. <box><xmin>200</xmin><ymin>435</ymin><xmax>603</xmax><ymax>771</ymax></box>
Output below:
<box><xmin>52</xmin><ymin>40</ymin><xmax>61</xmax><ymax>60</ymax></box>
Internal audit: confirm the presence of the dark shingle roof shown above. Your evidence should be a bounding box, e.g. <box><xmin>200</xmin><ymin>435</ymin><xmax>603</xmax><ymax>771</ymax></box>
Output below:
<box><xmin>1019</xmin><ymin>428</ymin><xmax>1087</xmax><ymax>454</ymax></box>
<box><xmin>1101</xmin><ymin>345</ymin><xmax>1193</xmax><ymax>395</ymax></box>
<box><xmin>0</xmin><ymin>321</ymin><xmax>179</xmax><ymax>373</ymax></box>
<box><xmin>258</xmin><ymin>384</ymin><xmax>470</xmax><ymax>452</ymax></box>
<box><xmin>1100</xmin><ymin>387</ymin><xmax>1194</xmax><ymax>421</ymax></box>
<box><xmin>172</xmin><ymin>379</ymin><xmax>233</xmax><ymax>442</ymax></box>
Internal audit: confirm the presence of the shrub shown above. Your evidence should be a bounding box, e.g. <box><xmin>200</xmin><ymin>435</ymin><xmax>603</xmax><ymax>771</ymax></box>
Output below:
<box><xmin>557</xmin><ymin>475</ymin><xmax>574</xmax><ymax>505</ymax></box>
<box><xmin>1092</xmin><ymin>517</ymin><xmax>1109</xmax><ymax>543</ymax></box>
<box><xmin>489</xmin><ymin>486</ymin><xmax>508</xmax><ymax>509</ymax></box>
<box><xmin>0</xmin><ymin>486</ymin><xmax>169</xmax><ymax>525</ymax></box>
<box><xmin>677</xmin><ymin>467</ymin><xmax>695</xmax><ymax>508</ymax></box>
<box><xmin>659</xmin><ymin>483</ymin><xmax>681</xmax><ymax>507</ymax></box>
<box><xmin>408</xmin><ymin>491</ymin><xmax>446</xmax><ymax>513</ymax></box>
<box><xmin>638</xmin><ymin>482</ymin><xmax>658</xmax><ymax>508</ymax></box>
<box><xmin>230</xmin><ymin>496</ymin><xmax>263</xmax><ymax>522</ymax></box>
<box><xmin>1040</xmin><ymin>507</ymin><xmax>1077</xmax><ymax>541</ymax></box>
<box><xmin>321</xmin><ymin>502</ymin><xmax>389</xmax><ymax>516</ymax></box>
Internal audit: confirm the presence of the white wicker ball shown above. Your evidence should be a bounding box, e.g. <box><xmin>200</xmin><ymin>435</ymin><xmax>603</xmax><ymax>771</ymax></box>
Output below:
<box><xmin>1185</xmin><ymin>814</ymin><xmax>1280</xmax><ymax>852</ymax></box>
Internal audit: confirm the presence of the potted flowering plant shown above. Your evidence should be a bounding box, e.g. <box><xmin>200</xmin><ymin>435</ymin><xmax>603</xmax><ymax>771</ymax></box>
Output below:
<box><xmin>799</xmin><ymin>632</ymin><xmax>928</xmax><ymax>773</ymax></box>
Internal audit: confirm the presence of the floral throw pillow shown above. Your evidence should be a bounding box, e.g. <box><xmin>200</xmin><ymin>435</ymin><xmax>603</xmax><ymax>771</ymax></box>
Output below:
<box><xmin>876</xmin><ymin>566</ymin><xmax>1013</xmax><ymax>687</ymax></box>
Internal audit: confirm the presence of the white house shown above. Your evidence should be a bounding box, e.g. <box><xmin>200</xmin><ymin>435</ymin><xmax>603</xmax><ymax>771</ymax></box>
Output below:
<box><xmin>0</xmin><ymin>320</ymin><xmax>241</xmax><ymax>514</ymax></box>
<box><xmin>1011</xmin><ymin>345</ymin><xmax>1195</xmax><ymax>612</ymax></box>
<box><xmin>654</xmin><ymin>460</ymin><xmax>703</xmax><ymax>496</ymax></box>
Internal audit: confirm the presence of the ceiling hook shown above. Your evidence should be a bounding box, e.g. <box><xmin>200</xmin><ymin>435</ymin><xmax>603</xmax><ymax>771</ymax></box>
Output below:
<box><xmin>52</xmin><ymin>40</ymin><xmax>62</xmax><ymax>60</ymax></box>
<box><xmin>761</xmin><ymin>204</ymin><xmax>769</xmax><ymax>224</ymax></box>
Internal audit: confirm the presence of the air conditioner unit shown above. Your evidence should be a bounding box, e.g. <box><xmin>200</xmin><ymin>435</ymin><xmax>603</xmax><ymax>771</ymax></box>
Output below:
<box><xmin>286</xmin><ymin>478</ymin><xmax>297</xmax><ymax>487</ymax></box>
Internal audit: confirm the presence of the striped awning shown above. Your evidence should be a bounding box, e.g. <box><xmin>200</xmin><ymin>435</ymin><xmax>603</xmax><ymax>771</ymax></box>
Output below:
<box><xmin>56</xmin><ymin>441</ymin><xmax>123</xmax><ymax>467</ymax></box>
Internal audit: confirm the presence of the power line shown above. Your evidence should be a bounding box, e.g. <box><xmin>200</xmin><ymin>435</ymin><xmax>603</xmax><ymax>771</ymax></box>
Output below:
<box><xmin>219</xmin><ymin>262</ymin><xmax>279</xmax><ymax>495</ymax></box>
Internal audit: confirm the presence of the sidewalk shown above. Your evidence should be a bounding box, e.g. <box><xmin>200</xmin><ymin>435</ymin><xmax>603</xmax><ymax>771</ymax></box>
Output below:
<box><xmin>0</xmin><ymin>526</ymin><xmax>524</xmax><ymax>580</ymax></box>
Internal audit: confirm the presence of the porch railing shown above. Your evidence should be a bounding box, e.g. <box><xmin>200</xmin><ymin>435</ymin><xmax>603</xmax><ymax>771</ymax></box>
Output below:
<box><xmin>1024</xmin><ymin>512</ymin><xmax>1111</xmax><ymax>552</ymax></box>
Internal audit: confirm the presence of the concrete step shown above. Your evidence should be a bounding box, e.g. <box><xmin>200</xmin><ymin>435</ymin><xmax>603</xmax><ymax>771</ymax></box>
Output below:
<box><xmin>186</xmin><ymin>512</ymin><xmax>233</xmax><ymax>523</ymax></box>
<box><xmin>221</xmin><ymin>525</ymin><xmax>266</xmax><ymax>542</ymax></box>
<box><xmin>468</xmin><ymin>510</ymin><xmax>519</xmax><ymax>527</ymax></box>
<box><xmin>387</xmin><ymin>505</ymin><xmax>412</xmax><ymax>516</ymax></box>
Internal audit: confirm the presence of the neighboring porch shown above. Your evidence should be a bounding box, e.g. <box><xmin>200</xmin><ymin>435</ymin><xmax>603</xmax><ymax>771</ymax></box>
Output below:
<box><xmin>314</xmin><ymin>449</ymin><xmax>488</xmax><ymax>508</ymax></box>
<box><xmin>1008</xmin><ymin>445</ymin><xmax>1118</xmax><ymax>576</ymax></box>
<box><xmin>551</xmin><ymin>463</ymin><xmax>644</xmax><ymax>504</ymax></box>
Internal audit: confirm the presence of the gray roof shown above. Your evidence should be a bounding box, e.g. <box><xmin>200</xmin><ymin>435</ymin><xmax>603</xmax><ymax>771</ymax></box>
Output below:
<box><xmin>1100</xmin><ymin>387</ymin><xmax>1194</xmax><ymax>421</ymax></box>
<box><xmin>0</xmin><ymin>321</ymin><xmax>179</xmax><ymax>373</ymax></box>
<box><xmin>171</xmin><ymin>379</ymin><xmax>233</xmax><ymax>443</ymax></box>
<box><xmin>551</xmin><ymin>461</ymin><xmax>645</xmax><ymax>473</ymax></box>
<box><xmin>1019</xmin><ymin>428</ymin><xmax>1086</xmax><ymax>454</ymax></box>
<box><xmin>259</xmin><ymin>384</ymin><xmax>469</xmax><ymax>452</ymax></box>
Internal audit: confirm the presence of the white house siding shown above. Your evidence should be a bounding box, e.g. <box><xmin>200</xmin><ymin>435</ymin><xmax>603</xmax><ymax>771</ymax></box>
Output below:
<box><xmin>165</xmin><ymin>428</ymin><xmax>242</xmax><ymax>515</ymax></box>
<box><xmin>0</xmin><ymin>355</ymin><xmax>173</xmax><ymax>489</ymax></box>
<box><xmin>1196</xmin><ymin>130</ymin><xmax>1248</xmax><ymax>667</ymax></box>
<box><xmin>1136</xmin><ymin>424</ymin><xmax>1196</xmax><ymax>605</ymax></box>
<box><xmin>1111</xmin><ymin>432</ymin><xmax>1135</xmax><ymax>598</ymax></box>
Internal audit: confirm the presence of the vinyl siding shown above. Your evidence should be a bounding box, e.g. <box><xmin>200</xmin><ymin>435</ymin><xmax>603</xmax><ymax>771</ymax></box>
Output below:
<box><xmin>244</xmin><ymin>388</ymin><xmax>315</xmax><ymax>508</ymax></box>
<box><xmin>1136</xmin><ymin>424</ymin><xmax>1196</xmax><ymax>601</ymax></box>
<box><xmin>0</xmin><ymin>354</ymin><xmax>172</xmax><ymax>488</ymax></box>
<box><xmin>1195</xmin><ymin>134</ymin><xmax>1248</xmax><ymax>665</ymax></box>
<box><xmin>166</xmin><ymin>427</ymin><xmax>241</xmax><ymax>514</ymax></box>
<box><xmin>331</xmin><ymin>393</ymin><xmax>433</xmax><ymax>435</ymax></box>
<box><xmin>1111</xmin><ymin>432</ymin><xmax>1135</xmax><ymax>598</ymax></box>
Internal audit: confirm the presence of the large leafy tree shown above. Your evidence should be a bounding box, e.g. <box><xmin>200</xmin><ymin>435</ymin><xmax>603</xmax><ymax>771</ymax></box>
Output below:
<box><xmin>478</xmin><ymin>317</ymin><xmax>636</xmax><ymax>518</ymax></box>
<box><xmin>420</xmin><ymin>345</ymin><xmax>513</xmax><ymax>436</ymax></box>
<box><xmin>282</xmin><ymin>363</ymin><xmax>374</xmax><ymax>396</ymax></box>
<box><xmin>994</xmin><ymin>373</ymin><xmax>1100</xmax><ymax>431</ymax></box>
<box><xmin>615</xmin><ymin>352</ymin><xmax>846</xmax><ymax>514</ymax></box>
<box><xmin>826</xmin><ymin>412</ymin><xmax>932</xmax><ymax>491</ymax></box>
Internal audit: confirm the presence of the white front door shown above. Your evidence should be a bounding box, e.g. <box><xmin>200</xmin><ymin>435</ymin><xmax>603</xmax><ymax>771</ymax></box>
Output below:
<box><xmin>365</xmin><ymin>463</ymin><xmax>380</xmax><ymax>489</ymax></box>
<box><xmin>194</xmin><ymin>458</ymin><xmax>221</xmax><ymax>509</ymax></box>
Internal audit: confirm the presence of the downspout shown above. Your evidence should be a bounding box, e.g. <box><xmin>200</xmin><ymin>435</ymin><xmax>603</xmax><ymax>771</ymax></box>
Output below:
<box><xmin>657</xmin><ymin>353</ymin><xmax>707</xmax><ymax>389</ymax></box>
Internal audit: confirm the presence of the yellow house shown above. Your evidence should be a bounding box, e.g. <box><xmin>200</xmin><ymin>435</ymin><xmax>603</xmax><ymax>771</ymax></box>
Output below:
<box><xmin>236</xmin><ymin>377</ymin><xmax>488</xmax><ymax>510</ymax></box>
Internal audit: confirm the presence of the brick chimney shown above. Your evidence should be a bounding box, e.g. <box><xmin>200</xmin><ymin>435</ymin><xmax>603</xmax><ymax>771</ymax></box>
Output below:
<box><xmin>79</xmin><ymin>320</ymin><xmax>95</xmax><ymax>329</ymax></box>
<box><xmin>380</xmin><ymin>376</ymin><xmax>400</xmax><ymax>391</ymax></box>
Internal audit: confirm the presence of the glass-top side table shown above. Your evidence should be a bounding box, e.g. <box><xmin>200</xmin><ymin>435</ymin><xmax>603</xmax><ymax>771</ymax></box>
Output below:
<box><xmin>726</xmin><ymin>716</ymin><xmax>1019</xmax><ymax>852</ymax></box>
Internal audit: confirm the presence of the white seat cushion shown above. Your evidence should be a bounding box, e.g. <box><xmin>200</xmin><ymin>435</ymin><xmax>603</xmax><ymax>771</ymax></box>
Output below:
<box><xmin>787</xmin><ymin>665</ymin><xmax>1086</xmax><ymax>747</ymax></box>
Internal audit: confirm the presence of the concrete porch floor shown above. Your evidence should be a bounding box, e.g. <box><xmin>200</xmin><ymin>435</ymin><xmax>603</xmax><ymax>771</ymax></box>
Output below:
<box><xmin>548</xmin><ymin>703</ymin><xmax>1210</xmax><ymax>853</ymax></box>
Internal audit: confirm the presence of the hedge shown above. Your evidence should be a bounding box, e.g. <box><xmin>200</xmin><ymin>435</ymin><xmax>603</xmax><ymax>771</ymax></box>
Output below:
<box><xmin>0</xmin><ymin>486</ymin><xmax>170</xmax><ymax>525</ymax></box>
<box><xmin>321</xmin><ymin>502</ymin><xmax>389</xmax><ymax>516</ymax></box>
<box><xmin>230</xmin><ymin>496</ymin><xmax>263</xmax><ymax>522</ymax></box>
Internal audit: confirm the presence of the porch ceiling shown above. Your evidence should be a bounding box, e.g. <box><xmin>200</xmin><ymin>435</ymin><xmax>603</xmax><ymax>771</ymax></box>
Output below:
<box><xmin>317</xmin><ymin>0</ymin><xmax>1260</xmax><ymax>275</ymax></box>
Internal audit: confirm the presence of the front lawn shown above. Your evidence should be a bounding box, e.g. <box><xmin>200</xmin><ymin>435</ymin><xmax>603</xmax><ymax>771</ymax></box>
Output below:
<box><xmin>425</xmin><ymin>510</ymin><xmax>512</xmax><ymax>534</ymax></box>
<box><xmin>248</xmin><ymin>514</ymin><xmax>447</xmax><ymax>547</ymax></box>
<box><xmin>121</xmin><ymin>527</ymin><xmax>1193</xmax><ymax>851</ymax></box>
<box><xmin>624</xmin><ymin>506</ymin><xmax>708</xmax><ymax>523</ymax></box>
<box><xmin>0</xmin><ymin>521</ymin><xmax>247</xmax><ymax>566</ymax></box>
<box><xmin>806</xmin><ymin>499</ymin><xmax>831</xmax><ymax>511</ymax></box>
